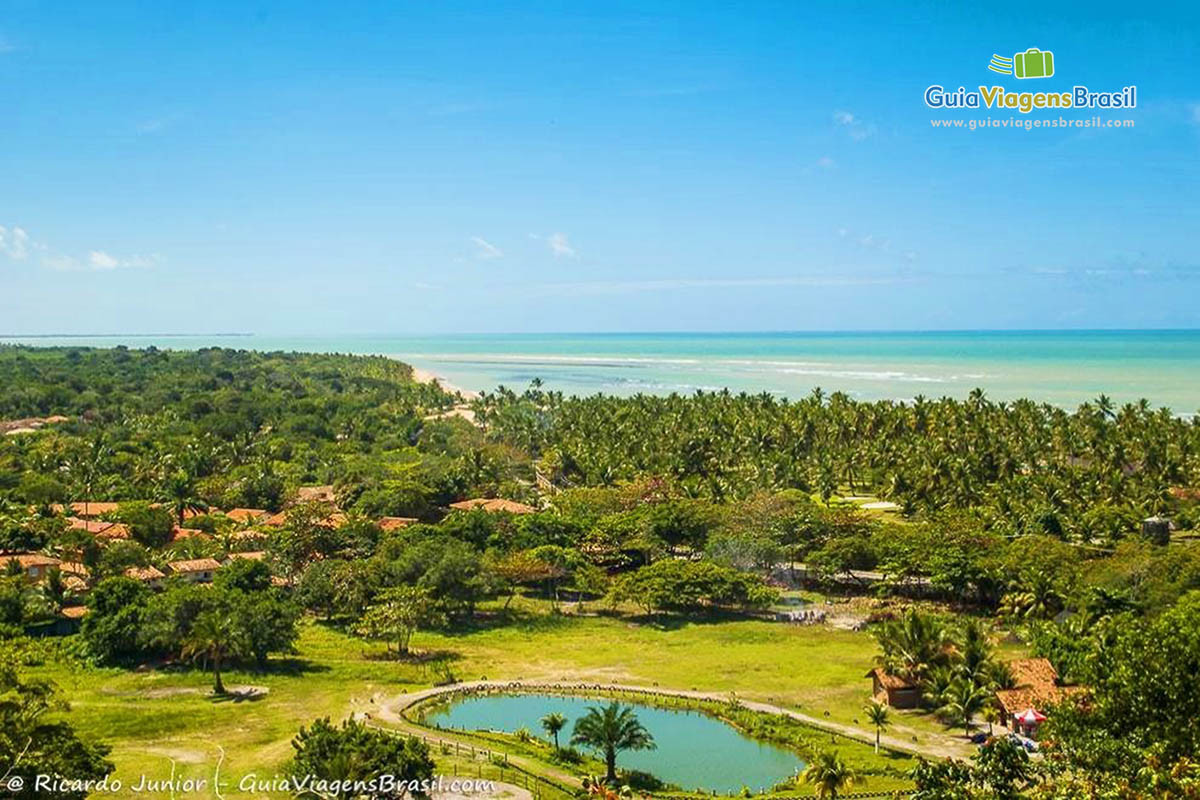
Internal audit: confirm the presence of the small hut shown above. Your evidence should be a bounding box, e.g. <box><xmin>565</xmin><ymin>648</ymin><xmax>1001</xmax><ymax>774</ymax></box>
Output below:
<box><xmin>865</xmin><ymin>668</ymin><xmax>922</xmax><ymax>709</ymax></box>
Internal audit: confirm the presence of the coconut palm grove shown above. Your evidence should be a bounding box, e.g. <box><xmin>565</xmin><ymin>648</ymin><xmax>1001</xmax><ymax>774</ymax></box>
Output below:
<box><xmin>1</xmin><ymin>345</ymin><xmax>1199</xmax><ymax>798</ymax></box>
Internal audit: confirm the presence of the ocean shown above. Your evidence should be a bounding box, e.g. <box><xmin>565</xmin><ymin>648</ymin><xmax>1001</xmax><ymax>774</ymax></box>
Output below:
<box><xmin>3</xmin><ymin>330</ymin><xmax>1199</xmax><ymax>412</ymax></box>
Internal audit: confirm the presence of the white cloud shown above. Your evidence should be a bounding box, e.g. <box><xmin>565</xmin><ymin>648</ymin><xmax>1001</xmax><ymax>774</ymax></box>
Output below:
<box><xmin>0</xmin><ymin>223</ymin><xmax>160</xmax><ymax>271</ymax></box>
<box><xmin>816</xmin><ymin>156</ymin><xmax>836</xmax><ymax>169</ymax></box>
<box><xmin>0</xmin><ymin>225</ymin><xmax>30</xmax><ymax>259</ymax></box>
<box><xmin>1190</xmin><ymin>103</ymin><xmax>1200</xmax><ymax>125</ymax></box>
<box><xmin>833</xmin><ymin>109</ymin><xmax>875</xmax><ymax>140</ymax></box>
<box><xmin>44</xmin><ymin>249</ymin><xmax>157</xmax><ymax>271</ymax></box>
<box><xmin>89</xmin><ymin>250</ymin><xmax>120</xmax><ymax>269</ymax></box>
<box><xmin>89</xmin><ymin>252</ymin><xmax>157</xmax><ymax>270</ymax></box>
<box><xmin>470</xmin><ymin>236</ymin><xmax>503</xmax><ymax>260</ymax></box>
<box><xmin>0</xmin><ymin>37</ymin><xmax>17</xmax><ymax>54</ymax></box>
<box><xmin>547</xmin><ymin>232</ymin><xmax>577</xmax><ymax>258</ymax></box>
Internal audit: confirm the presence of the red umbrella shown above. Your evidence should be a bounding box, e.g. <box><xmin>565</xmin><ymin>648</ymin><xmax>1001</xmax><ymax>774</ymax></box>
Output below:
<box><xmin>1015</xmin><ymin>708</ymin><xmax>1047</xmax><ymax>725</ymax></box>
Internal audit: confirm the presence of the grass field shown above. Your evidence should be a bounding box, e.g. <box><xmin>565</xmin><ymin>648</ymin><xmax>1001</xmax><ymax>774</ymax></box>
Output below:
<box><xmin>26</xmin><ymin>598</ymin><xmax>976</xmax><ymax>798</ymax></box>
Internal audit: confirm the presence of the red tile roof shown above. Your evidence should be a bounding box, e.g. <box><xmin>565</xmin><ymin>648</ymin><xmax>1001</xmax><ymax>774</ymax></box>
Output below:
<box><xmin>1009</xmin><ymin>658</ymin><xmax>1059</xmax><ymax>689</ymax></box>
<box><xmin>232</xmin><ymin>529</ymin><xmax>267</xmax><ymax>540</ymax></box>
<box><xmin>995</xmin><ymin>657</ymin><xmax>1085</xmax><ymax>716</ymax></box>
<box><xmin>67</xmin><ymin>517</ymin><xmax>130</xmax><ymax>539</ymax></box>
<box><xmin>449</xmin><ymin>498</ymin><xmax>537</xmax><ymax>514</ymax></box>
<box><xmin>865</xmin><ymin>667</ymin><xmax>918</xmax><ymax>691</ymax></box>
<box><xmin>295</xmin><ymin>485</ymin><xmax>337</xmax><ymax>504</ymax></box>
<box><xmin>96</xmin><ymin>523</ymin><xmax>130</xmax><ymax>540</ymax></box>
<box><xmin>5</xmin><ymin>553</ymin><xmax>61</xmax><ymax>568</ymax></box>
<box><xmin>378</xmin><ymin>516</ymin><xmax>419</xmax><ymax>531</ymax></box>
<box><xmin>67</xmin><ymin>517</ymin><xmax>116</xmax><ymax>535</ymax></box>
<box><xmin>262</xmin><ymin>510</ymin><xmax>346</xmax><ymax>527</ymax></box>
<box><xmin>124</xmin><ymin>565</ymin><xmax>166</xmax><ymax>582</ymax></box>
<box><xmin>167</xmin><ymin>558</ymin><xmax>222</xmax><ymax>573</ymax></box>
<box><xmin>225</xmin><ymin>508</ymin><xmax>269</xmax><ymax>523</ymax></box>
<box><xmin>55</xmin><ymin>501</ymin><xmax>121</xmax><ymax>518</ymax></box>
<box><xmin>170</xmin><ymin>527</ymin><xmax>210</xmax><ymax>541</ymax></box>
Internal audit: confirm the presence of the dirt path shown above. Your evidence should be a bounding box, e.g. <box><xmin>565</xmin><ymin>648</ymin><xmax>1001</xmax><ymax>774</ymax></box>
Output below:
<box><xmin>374</xmin><ymin>680</ymin><xmax>973</xmax><ymax>764</ymax></box>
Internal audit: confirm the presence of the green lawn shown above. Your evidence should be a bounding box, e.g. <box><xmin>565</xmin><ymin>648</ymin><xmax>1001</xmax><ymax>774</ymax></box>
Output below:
<box><xmin>31</xmin><ymin>627</ymin><xmax>428</xmax><ymax>795</ymax></box>
<box><xmin>29</xmin><ymin>600</ymin><xmax>954</xmax><ymax>797</ymax></box>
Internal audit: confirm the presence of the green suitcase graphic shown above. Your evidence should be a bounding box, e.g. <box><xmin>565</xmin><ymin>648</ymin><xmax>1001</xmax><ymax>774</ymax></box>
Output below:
<box><xmin>1014</xmin><ymin>48</ymin><xmax>1054</xmax><ymax>79</ymax></box>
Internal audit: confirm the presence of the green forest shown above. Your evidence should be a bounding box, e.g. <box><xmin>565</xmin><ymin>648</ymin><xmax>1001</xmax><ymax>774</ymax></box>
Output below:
<box><xmin>3</xmin><ymin>344</ymin><xmax>1200</xmax><ymax>799</ymax></box>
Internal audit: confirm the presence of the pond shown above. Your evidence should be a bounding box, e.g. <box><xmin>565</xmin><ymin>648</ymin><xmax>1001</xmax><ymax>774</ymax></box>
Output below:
<box><xmin>425</xmin><ymin>693</ymin><xmax>806</xmax><ymax>793</ymax></box>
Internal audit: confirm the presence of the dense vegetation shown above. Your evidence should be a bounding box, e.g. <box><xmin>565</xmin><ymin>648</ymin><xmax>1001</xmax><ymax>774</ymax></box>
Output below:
<box><xmin>478</xmin><ymin>385</ymin><xmax>1200</xmax><ymax>539</ymax></box>
<box><xmin>3</xmin><ymin>345</ymin><xmax>1200</xmax><ymax>798</ymax></box>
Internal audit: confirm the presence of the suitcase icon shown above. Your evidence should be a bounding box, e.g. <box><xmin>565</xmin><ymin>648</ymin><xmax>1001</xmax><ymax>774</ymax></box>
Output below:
<box><xmin>1013</xmin><ymin>48</ymin><xmax>1054</xmax><ymax>79</ymax></box>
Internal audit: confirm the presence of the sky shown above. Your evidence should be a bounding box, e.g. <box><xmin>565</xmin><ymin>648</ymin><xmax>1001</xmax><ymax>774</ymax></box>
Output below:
<box><xmin>2</xmin><ymin>0</ymin><xmax>1198</xmax><ymax>334</ymax></box>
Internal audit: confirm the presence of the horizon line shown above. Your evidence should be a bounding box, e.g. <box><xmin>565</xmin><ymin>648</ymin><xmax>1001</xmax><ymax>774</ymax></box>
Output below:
<box><xmin>2</xmin><ymin>327</ymin><xmax>1200</xmax><ymax>339</ymax></box>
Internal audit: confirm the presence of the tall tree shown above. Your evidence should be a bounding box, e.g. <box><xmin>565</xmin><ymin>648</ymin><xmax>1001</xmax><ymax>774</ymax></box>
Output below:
<box><xmin>801</xmin><ymin>751</ymin><xmax>860</xmax><ymax>799</ymax></box>
<box><xmin>355</xmin><ymin>585</ymin><xmax>436</xmax><ymax>657</ymax></box>
<box><xmin>541</xmin><ymin>712</ymin><xmax>568</xmax><ymax>750</ymax></box>
<box><xmin>289</xmin><ymin>717</ymin><xmax>434</xmax><ymax>797</ymax></box>
<box><xmin>181</xmin><ymin>602</ymin><xmax>248</xmax><ymax>694</ymax></box>
<box><xmin>163</xmin><ymin>470</ymin><xmax>208</xmax><ymax>527</ymax></box>
<box><xmin>863</xmin><ymin>701</ymin><xmax>891</xmax><ymax>754</ymax></box>
<box><xmin>936</xmin><ymin>679</ymin><xmax>990</xmax><ymax>736</ymax></box>
<box><xmin>570</xmin><ymin>702</ymin><xmax>655</xmax><ymax>784</ymax></box>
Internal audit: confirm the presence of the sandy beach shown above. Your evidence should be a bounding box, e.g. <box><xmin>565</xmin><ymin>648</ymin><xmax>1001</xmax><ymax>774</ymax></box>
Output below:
<box><xmin>411</xmin><ymin>366</ymin><xmax>481</xmax><ymax>401</ymax></box>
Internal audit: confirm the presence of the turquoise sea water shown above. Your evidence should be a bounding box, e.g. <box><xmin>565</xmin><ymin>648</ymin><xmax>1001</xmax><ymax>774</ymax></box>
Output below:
<box><xmin>3</xmin><ymin>331</ymin><xmax>1198</xmax><ymax>412</ymax></box>
<box><xmin>426</xmin><ymin>693</ymin><xmax>804</xmax><ymax>792</ymax></box>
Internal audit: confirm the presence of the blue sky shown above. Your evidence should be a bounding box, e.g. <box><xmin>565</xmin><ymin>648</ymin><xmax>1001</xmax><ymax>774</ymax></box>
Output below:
<box><xmin>2</xmin><ymin>1</ymin><xmax>1198</xmax><ymax>334</ymax></box>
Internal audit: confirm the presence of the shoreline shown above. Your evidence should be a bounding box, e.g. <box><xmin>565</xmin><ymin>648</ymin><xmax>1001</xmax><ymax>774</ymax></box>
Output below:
<box><xmin>410</xmin><ymin>366</ymin><xmax>481</xmax><ymax>401</ymax></box>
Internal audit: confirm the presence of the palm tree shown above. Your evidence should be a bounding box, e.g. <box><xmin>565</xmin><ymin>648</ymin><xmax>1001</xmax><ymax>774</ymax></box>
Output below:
<box><xmin>872</xmin><ymin>609</ymin><xmax>949</xmax><ymax>683</ymax></box>
<box><xmin>570</xmin><ymin>702</ymin><xmax>655</xmax><ymax>784</ymax></box>
<box><xmin>863</xmin><ymin>701</ymin><xmax>890</xmax><ymax>754</ymax></box>
<box><xmin>164</xmin><ymin>470</ymin><xmax>208</xmax><ymax>527</ymax></box>
<box><xmin>955</xmin><ymin>619</ymin><xmax>995</xmax><ymax>684</ymax></box>
<box><xmin>541</xmin><ymin>712</ymin><xmax>568</xmax><ymax>750</ymax></box>
<box><xmin>40</xmin><ymin>567</ymin><xmax>69</xmax><ymax>613</ymax></box>
<box><xmin>63</xmin><ymin>435</ymin><xmax>112</xmax><ymax>516</ymax></box>
<box><xmin>801</xmin><ymin>751</ymin><xmax>860</xmax><ymax>799</ymax></box>
<box><xmin>983</xmin><ymin>705</ymin><xmax>999</xmax><ymax>737</ymax></box>
<box><xmin>181</xmin><ymin>607</ymin><xmax>246</xmax><ymax>695</ymax></box>
<box><xmin>936</xmin><ymin>678</ymin><xmax>991</xmax><ymax>736</ymax></box>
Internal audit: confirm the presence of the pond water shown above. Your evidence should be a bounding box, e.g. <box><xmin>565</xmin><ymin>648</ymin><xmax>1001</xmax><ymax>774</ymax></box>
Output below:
<box><xmin>425</xmin><ymin>693</ymin><xmax>805</xmax><ymax>793</ymax></box>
